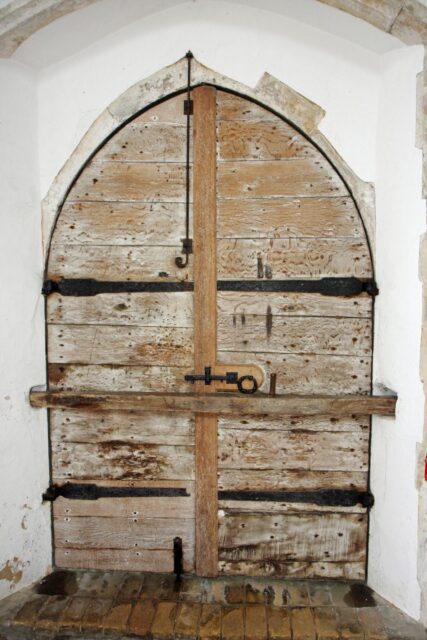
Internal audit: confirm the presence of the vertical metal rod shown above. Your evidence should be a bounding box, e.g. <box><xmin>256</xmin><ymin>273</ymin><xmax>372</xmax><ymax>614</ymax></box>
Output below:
<box><xmin>175</xmin><ymin>51</ymin><xmax>193</xmax><ymax>268</ymax></box>
<box><xmin>173</xmin><ymin>536</ymin><xmax>183</xmax><ymax>579</ymax></box>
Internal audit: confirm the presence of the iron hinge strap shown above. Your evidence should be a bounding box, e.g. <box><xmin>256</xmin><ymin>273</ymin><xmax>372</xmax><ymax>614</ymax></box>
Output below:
<box><xmin>218</xmin><ymin>489</ymin><xmax>375</xmax><ymax>509</ymax></box>
<box><xmin>43</xmin><ymin>483</ymin><xmax>189</xmax><ymax>502</ymax></box>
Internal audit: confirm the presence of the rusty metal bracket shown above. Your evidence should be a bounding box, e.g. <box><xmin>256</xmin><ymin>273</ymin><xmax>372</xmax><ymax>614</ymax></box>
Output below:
<box><xmin>185</xmin><ymin>366</ymin><xmax>258</xmax><ymax>394</ymax></box>
<box><xmin>43</xmin><ymin>483</ymin><xmax>189</xmax><ymax>502</ymax></box>
<box><xmin>218</xmin><ymin>489</ymin><xmax>374</xmax><ymax>508</ymax></box>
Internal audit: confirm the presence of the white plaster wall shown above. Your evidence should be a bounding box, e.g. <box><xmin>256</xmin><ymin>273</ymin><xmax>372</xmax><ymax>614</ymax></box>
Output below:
<box><xmin>0</xmin><ymin>60</ymin><xmax>51</xmax><ymax>599</ymax></box>
<box><xmin>0</xmin><ymin>0</ymin><xmax>425</xmax><ymax>623</ymax></box>
<box><xmin>370</xmin><ymin>46</ymin><xmax>425</xmax><ymax>620</ymax></box>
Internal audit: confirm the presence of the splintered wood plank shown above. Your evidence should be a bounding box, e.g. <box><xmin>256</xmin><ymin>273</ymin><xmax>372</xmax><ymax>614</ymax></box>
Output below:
<box><xmin>48</xmin><ymin>244</ymin><xmax>192</xmax><ymax>281</ymax></box>
<box><xmin>218</xmin><ymin>120</ymin><xmax>317</xmax><ymax>161</ymax></box>
<box><xmin>96</xmin><ymin>123</ymin><xmax>187</xmax><ymax>163</ymax></box>
<box><xmin>47</xmin><ymin>291</ymin><xmax>193</xmax><ymax>327</ymax></box>
<box><xmin>32</xmin><ymin>390</ymin><xmax>395</xmax><ymax>417</ymax></box>
<box><xmin>217</xmin><ymin>238</ymin><xmax>372</xmax><ymax>280</ymax></box>
<box><xmin>219</xmin><ymin>500</ymin><xmax>365</xmax><ymax>515</ymax></box>
<box><xmin>217</xmin><ymin>291</ymin><xmax>372</xmax><ymax>318</ymax></box>
<box><xmin>218</xmin><ymin>414</ymin><xmax>370</xmax><ymax>433</ymax></box>
<box><xmin>218</xmin><ymin>559</ymin><xmax>365</xmax><ymax>579</ymax></box>
<box><xmin>53</xmin><ymin>202</ymin><xmax>188</xmax><ymax>245</ymax></box>
<box><xmin>218</xmin><ymin>316</ymin><xmax>372</xmax><ymax>356</ymax></box>
<box><xmin>218</xmin><ymin>469</ymin><xmax>367</xmax><ymax>492</ymax></box>
<box><xmin>217</xmin><ymin>92</ymin><xmax>277</xmax><ymax>122</ymax></box>
<box><xmin>54</xmin><ymin>515</ymin><xmax>194</xmax><ymax>550</ymax></box>
<box><xmin>48</xmin><ymin>325</ymin><xmax>193</xmax><ymax>366</ymax></box>
<box><xmin>193</xmin><ymin>85</ymin><xmax>218</xmax><ymax>577</ymax></box>
<box><xmin>51</xmin><ymin>441</ymin><xmax>194</xmax><ymax>481</ymax></box>
<box><xmin>53</xmin><ymin>495</ymin><xmax>194</xmax><ymax>519</ymax></box>
<box><xmin>48</xmin><ymin>363</ymin><xmax>190</xmax><ymax>393</ymax></box>
<box><xmin>218</xmin><ymin>512</ymin><xmax>366</xmax><ymax>563</ymax></box>
<box><xmin>217</xmin><ymin>352</ymin><xmax>372</xmax><ymax>395</ymax></box>
<box><xmin>217</xmin><ymin>197</ymin><xmax>363</xmax><ymax>238</ymax></box>
<box><xmin>50</xmin><ymin>409</ymin><xmax>194</xmax><ymax>446</ymax></box>
<box><xmin>218</xmin><ymin>429</ymin><xmax>369</xmax><ymax>472</ymax></box>
<box><xmin>67</xmin><ymin>162</ymin><xmax>186</xmax><ymax>202</ymax></box>
<box><xmin>217</xmin><ymin>160</ymin><xmax>347</xmax><ymax>199</ymax></box>
<box><xmin>55</xmin><ymin>548</ymin><xmax>193</xmax><ymax>573</ymax></box>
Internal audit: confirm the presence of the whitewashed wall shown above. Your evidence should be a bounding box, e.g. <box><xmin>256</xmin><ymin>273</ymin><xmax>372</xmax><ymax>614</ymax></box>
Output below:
<box><xmin>0</xmin><ymin>0</ymin><xmax>424</xmax><ymax>621</ymax></box>
<box><xmin>0</xmin><ymin>60</ymin><xmax>51</xmax><ymax>600</ymax></box>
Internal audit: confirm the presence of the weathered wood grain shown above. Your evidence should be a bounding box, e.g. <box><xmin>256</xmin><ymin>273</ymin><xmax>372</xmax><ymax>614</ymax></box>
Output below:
<box><xmin>52</xmin><ymin>441</ymin><xmax>194</xmax><ymax>482</ymax></box>
<box><xmin>217</xmin><ymin>291</ymin><xmax>372</xmax><ymax>318</ymax></box>
<box><xmin>217</xmin><ymin>92</ymin><xmax>277</xmax><ymax>122</ymax></box>
<box><xmin>55</xmin><ymin>515</ymin><xmax>194</xmax><ymax>550</ymax></box>
<box><xmin>48</xmin><ymin>244</ymin><xmax>192</xmax><ymax>281</ymax></box>
<box><xmin>47</xmin><ymin>292</ymin><xmax>193</xmax><ymax>327</ymax></box>
<box><xmin>52</xmin><ymin>202</ymin><xmax>188</xmax><ymax>245</ymax></box>
<box><xmin>218</xmin><ymin>429</ymin><xmax>368</xmax><ymax>472</ymax></box>
<box><xmin>218</xmin><ymin>120</ymin><xmax>317</xmax><ymax>161</ymax></box>
<box><xmin>193</xmin><ymin>85</ymin><xmax>218</xmax><ymax>577</ymax></box>
<box><xmin>217</xmin><ymin>238</ymin><xmax>372</xmax><ymax>279</ymax></box>
<box><xmin>217</xmin><ymin>197</ymin><xmax>363</xmax><ymax>238</ymax></box>
<box><xmin>218</xmin><ymin>559</ymin><xmax>365</xmax><ymax>579</ymax></box>
<box><xmin>219</xmin><ymin>500</ymin><xmax>365</xmax><ymax>515</ymax></box>
<box><xmin>50</xmin><ymin>409</ymin><xmax>194</xmax><ymax>445</ymax></box>
<box><xmin>217</xmin><ymin>351</ymin><xmax>372</xmax><ymax>395</ymax></box>
<box><xmin>32</xmin><ymin>389</ymin><xmax>395</xmax><ymax>417</ymax></box>
<box><xmin>48</xmin><ymin>325</ymin><xmax>193</xmax><ymax>366</ymax></box>
<box><xmin>218</xmin><ymin>414</ymin><xmax>370</xmax><ymax>432</ymax></box>
<box><xmin>96</xmin><ymin>123</ymin><xmax>188</xmax><ymax>163</ymax></box>
<box><xmin>55</xmin><ymin>548</ymin><xmax>193</xmax><ymax>573</ymax></box>
<box><xmin>134</xmin><ymin>96</ymin><xmax>187</xmax><ymax>125</ymax></box>
<box><xmin>67</xmin><ymin>162</ymin><xmax>186</xmax><ymax>202</ymax></box>
<box><xmin>217</xmin><ymin>160</ymin><xmax>347</xmax><ymax>199</ymax></box>
<box><xmin>218</xmin><ymin>469</ymin><xmax>367</xmax><ymax>492</ymax></box>
<box><xmin>48</xmin><ymin>364</ymin><xmax>190</xmax><ymax>393</ymax></box>
<box><xmin>218</xmin><ymin>512</ymin><xmax>367</xmax><ymax>562</ymax></box>
<box><xmin>218</xmin><ymin>316</ymin><xmax>372</xmax><ymax>356</ymax></box>
<box><xmin>53</xmin><ymin>494</ymin><xmax>195</xmax><ymax>519</ymax></box>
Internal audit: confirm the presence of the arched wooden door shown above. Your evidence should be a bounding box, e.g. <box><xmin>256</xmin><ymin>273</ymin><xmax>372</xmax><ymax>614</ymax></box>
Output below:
<box><xmin>45</xmin><ymin>86</ymin><xmax>374</xmax><ymax>580</ymax></box>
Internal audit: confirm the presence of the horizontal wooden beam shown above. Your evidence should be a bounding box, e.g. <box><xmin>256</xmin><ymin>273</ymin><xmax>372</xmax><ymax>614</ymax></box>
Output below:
<box><xmin>29</xmin><ymin>389</ymin><xmax>396</xmax><ymax>417</ymax></box>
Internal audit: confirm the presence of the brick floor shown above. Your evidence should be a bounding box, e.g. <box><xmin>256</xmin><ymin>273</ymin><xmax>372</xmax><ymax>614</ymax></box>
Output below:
<box><xmin>0</xmin><ymin>570</ymin><xmax>425</xmax><ymax>639</ymax></box>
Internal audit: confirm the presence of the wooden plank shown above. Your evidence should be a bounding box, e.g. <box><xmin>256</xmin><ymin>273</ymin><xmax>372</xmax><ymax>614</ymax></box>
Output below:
<box><xmin>217</xmin><ymin>238</ymin><xmax>372</xmax><ymax>280</ymax></box>
<box><xmin>134</xmin><ymin>96</ymin><xmax>186</xmax><ymax>124</ymax></box>
<box><xmin>48</xmin><ymin>244</ymin><xmax>192</xmax><ymax>281</ymax></box>
<box><xmin>220</xmin><ymin>559</ymin><xmax>365</xmax><ymax>579</ymax></box>
<box><xmin>193</xmin><ymin>85</ymin><xmax>218</xmax><ymax>577</ymax></box>
<box><xmin>218</xmin><ymin>469</ymin><xmax>367</xmax><ymax>492</ymax></box>
<box><xmin>67</xmin><ymin>162</ymin><xmax>186</xmax><ymax>202</ymax></box>
<box><xmin>48</xmin><ymin>325</ymin><xmax>193</xmax><ymax>366</ymax></box>
<box><xmin>217</xmin><ymin>92</ymin><xmax>277</xmax><ymax>122</ymax></box>
<box><xmin>51</xmin><ymin>441</ymin><xmax>194</xmax><ymax>482</ymax></box>
<box><xmin>53</xmin><ymin>202</ymin><xmax>188</xmax><ymax>245</ymax></box>
<box><xmin>96</xmin><ymin>123</ymin><xmax>187</xmax><ymax>163</ymax></box>
<box><xmin>50</xmin><ymin>409</ymin><xmax>194</xmax><ymax>445</ymax></box>
<box><xmin>217</xmin><ymin>197</ymin><xmax>363</xmax><ymax>238</ymax></box>
<box><xmin>54</xmin><ymin>515</ymin><xmax>194</xmax><ymax>550</ymax></box>
<box><xmin>55</xmin><ymin>548</ymin><xmax>193</xmax><ymax>573</ymax></box>
<box><xmin>217</xmin><ymin>291</ymin><xmax>372</xmax><ymax>318</ymax></box>
<box><xmin>217</xmin><ymin>160</ymin><xmax>348</xmax><ymax>199</ymax></box>
<box><xmin>217</xmin><ymin>352</ymin><xmax>372</xmax><ymax>395</ymax></box>
<box><xmin>47</xmin><ymin>291</ymin><xmax>193</xmax><ymax>327</ymax></box>
<box><xmin>219</xmin><ymin>500</ymin><xmax>366</xmax><ymax>515</ymax></box>
<box><xmin>47</xmin><ymin>363</ymin><xmax>190</xmax><ymax>393</ymax></box>
<box><xmin>218</xmin><ymin>316</ymin><xmax>372</xmax><ymax>356</ymax></box>
<box><xmin>218</xmin><ymin>429</ymin><xmax>369</xmax><ymax>472</ymax></box>
<box><xmin>218</xmin><ymin>120</ymin><xmax>317</xmax><ymax>160</ymax></box>
<box><xmin>218</xmin><ymin>414</ymin><xmax>370</xmax><ymax>432</ymax></box>
<box><xmin>218</xmin><ymin>513</ymin><xmax>366</xmax><ymax>562</ymax></box>
<box><xmin>31</xmin><ymin>390</ymin><xmax>396</xmax><ymax>417</ymax></box>
<box><xmin>53</xmin><ymin>495</ymin><xmax>195</xmax><ymax>519</ymax></box>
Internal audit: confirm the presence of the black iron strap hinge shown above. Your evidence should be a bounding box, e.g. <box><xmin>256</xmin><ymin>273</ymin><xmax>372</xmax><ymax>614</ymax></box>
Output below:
<box><xmin>218</xmin><ymin>489</ymin><xmax>375</xmax><ymax>509</ymax></box>
<box><xmin>43</xmin><ymin>483</ymin><xmax>189</xmax><ymax>502</ymax></box>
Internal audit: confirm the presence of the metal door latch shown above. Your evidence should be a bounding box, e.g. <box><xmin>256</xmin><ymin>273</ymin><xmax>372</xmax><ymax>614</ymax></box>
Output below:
<box><xmin>185</xmin><ymin>366</ymin><xmax>258</xmax><ymax>394</ymax></box>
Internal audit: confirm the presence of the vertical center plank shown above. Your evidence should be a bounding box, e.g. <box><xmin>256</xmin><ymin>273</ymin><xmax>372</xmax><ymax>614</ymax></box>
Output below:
<box><xmin>193</xmin><ymin>86</ymin><xmax>218</xmax><ymax>576</ymax></box>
